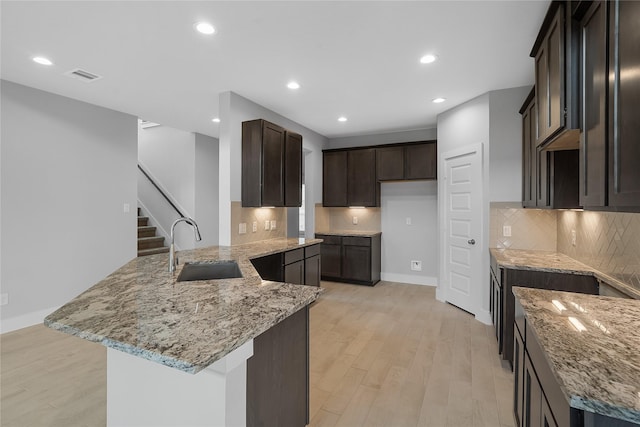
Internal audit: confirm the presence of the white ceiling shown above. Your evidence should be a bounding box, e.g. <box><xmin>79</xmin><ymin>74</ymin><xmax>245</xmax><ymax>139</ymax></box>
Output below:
<box><xmin>0</xmin><ymin>1</ymin><xmax>547</xmax><ymax>139</ymax></box>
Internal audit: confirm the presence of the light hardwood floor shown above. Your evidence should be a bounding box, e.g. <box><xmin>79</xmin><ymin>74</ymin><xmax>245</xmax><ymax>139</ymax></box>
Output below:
<box><xmin>1</xmin><ymin>280</ymin><xmax>514</xmax><ymax>427</ymax></box>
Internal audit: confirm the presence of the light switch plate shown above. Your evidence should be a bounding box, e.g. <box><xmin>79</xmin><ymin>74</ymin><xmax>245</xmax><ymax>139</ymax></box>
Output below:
<box><xmin>265</xmin><ymin>221</ymin><xmax>270</xmax><ymax>231</ymax></box>
<box><xmin>0</xmin><ymin>293</ymin><xmax>8</xmax><ymax>306</ymax></box>
<box><xmin>123</xmin><ymin>203</ymin><xmax>130</xmax><ymax>213</ymax></box>
<box><xmin>406</xmin><ymin>217</ymin><xmax>412</xmax><ymax>225</ymax></box>
<box><xmin>503</xmin><ymin>225</ymin><xmax>512</xmax><ymax>237</ymax></box>
<box><xmin>352</xmin><ymin>216</ymin><xmax>358</xmax><ymax>225</ymax></box>
<box><xmin>270</xmin><ymin>220</ymin><xmax>276</xmax><ymax>230</ymax></box>
<box><xmin>239</xmin><ymin>223</ymin><xmax>247</xmax><ymax>234</ymax></box>
<box><xmin>252</xmin><ymin>222</ymin><xmax>257</xmax><ymax>232</ymax></box>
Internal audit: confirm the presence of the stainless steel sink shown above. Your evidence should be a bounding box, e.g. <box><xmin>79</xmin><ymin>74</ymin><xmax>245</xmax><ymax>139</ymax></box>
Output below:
<box><xmin>176</xmin><ymin>260</ymin><xmax>242</xmax><ymax>282</ymax></box>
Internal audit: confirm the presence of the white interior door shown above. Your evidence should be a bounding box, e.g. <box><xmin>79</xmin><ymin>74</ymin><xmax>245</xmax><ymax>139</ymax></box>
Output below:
<box><xmin>441</xmin><ymin>144</ymin><xmax>482</xmax><ymax>314</ymax></box>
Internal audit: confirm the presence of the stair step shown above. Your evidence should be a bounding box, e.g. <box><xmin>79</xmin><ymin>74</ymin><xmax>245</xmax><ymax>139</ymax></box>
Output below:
<box><xmin>138</xmin><ymin>225</ymin><xmax>157</xmax><ymax>238</ymax></box>
<box><xmin>138</xmin><ymin>236</ymin><xmax>165</xmax><ymax>250</ymax></box>
<box><xmin>138</xmin><ymin>216</ymin><xmax>149</xmax><ymax>227</ymax></box>
<box><xmin>138</xmin><ymin>246</ymin><xmax>170</xmax><ymax>257</ymax></box>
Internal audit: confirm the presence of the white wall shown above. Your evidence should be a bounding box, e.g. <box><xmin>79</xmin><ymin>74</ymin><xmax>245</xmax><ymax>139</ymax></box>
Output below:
<box><xmin>436</xmin><ymin>93</ymin><xmax>491</xmax><ymax>321</ymax></box>
<box><xmin>0</xmin><ymin>80</ymin><xmax>137</xmax><ymax>332</ymax></box>
<box><xmin>138</xmin><ymin>126</ymin><xmax>219</xmax><ymax>249</ymax></box>
<box><xmin>218</xmin><ymin>91</ymin><xmax>328</xmax><ymax>245</ymax></box>
<box><xmin>489</xmin><ymin>86</ymin><xmax>531</xmax><ymax>202</ymax></box>
<box><xmin>381</xmin><ymin>181</ymin><xmax>438</xmax><ymax>285</ymax></box>
<box><xmin>195</xmin><ymin>133</ymin><xmax>219</xmax><ymax>247</ymax></box>
<box><xmin>328</xmin><ymin>128</ymin><xmax>437</xmax><ymax>149</ymax></box>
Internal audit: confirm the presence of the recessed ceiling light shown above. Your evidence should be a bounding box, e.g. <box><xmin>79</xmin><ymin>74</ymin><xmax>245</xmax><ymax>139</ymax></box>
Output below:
<box><xmin>33</xmin><ymin>56</ymin><xmax>53</xmax><ymax>66</ymax></box>
<box><xmin>212</xmin><ymin>117</ymin><xmax>220</xmax><ymax>123</ymax></box>
<box><xmin>338</xmin><ymin>116</ymin><xmax>348</xmax><ymax>122</ymax></box>
<box><xmin>194</xmin><ymin>22</ymin><xmax>215</xmax><ymax>35</ymax></box>
<box><xmin>287</xmin><ymin>81</ymin><xmax>300</xmax><ymax>90</ymax></box>
<box><xmin>432</xmin><ymin>97</ymin><xmax>446</xmax><ymax>103</ymax></box>
<box><xmin>420</xmin><ymin>54</ymin><xmax>438</xmax><ymax>64</ymax></box>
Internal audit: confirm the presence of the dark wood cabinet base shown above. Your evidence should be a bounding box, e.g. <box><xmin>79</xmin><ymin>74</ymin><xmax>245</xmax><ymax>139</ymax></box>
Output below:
<box><xmin>247</xmin><ymin>306</ymin><xmax>309</xmax><ymax>427</ymax></box>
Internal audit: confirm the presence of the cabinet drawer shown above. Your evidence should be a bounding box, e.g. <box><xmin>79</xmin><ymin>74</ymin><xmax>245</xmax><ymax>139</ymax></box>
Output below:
<box><xmin>305</xmin><ymin>244</ymin><xmax>320</xmax><ymax>258</ymax></box>
<box><xmin>284</xmin><ymin>248</ymin><xmax>304</xmax><ymax>264</ymax></box>
<box><xmin>342</xmin><ymin>236</ymin><xmax>371</xmax><ymax>247</ymax></box>
<box><xmin>316</xmin><ymin>234</ymin><xmax>341</xmax><ymax>245</ymax></box>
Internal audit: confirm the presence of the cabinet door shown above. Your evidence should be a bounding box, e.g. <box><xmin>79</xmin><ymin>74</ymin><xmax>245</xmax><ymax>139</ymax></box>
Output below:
<box><xmin>524</xmin><ymin>356</ymin><xmax>543</xmax><ymax>427</ymax></box>
<box><xmin>323</xmin><ymin>151</ymin><xmax>348</xmax><ymax>206</ymax></box>
<box><xmin>376</xmin><ymin>146</ymin><xmax>404</xmax><ymax>181</ymax></box>
<box><xmin>284</xmin><ymin>131</ymin><xmax>303</xmax><ymax>207</ymax></box>
<box><xmin>522</xmin><ymin>93</ymin><xmax>537</xmax><ymax>208</ymax></box>
<box><xmin>541</xmin><ymin>398</ymin><xmax>558</xmax><ymax>427</ymax></box>
<box><xmin>304</xmin><ymin>255</ymin><xmax>321</xmax><ymax>287</ymax></box>
<box><xmin>608</xmin><ymin>0</ymin><xmax>640</xmax><ymax>209</ymax></box>
<box><xmin>284</xmin><ymin>260</ymin><xmax>304</xmax><ymax>285</ymax></box>
<box><xmin>514</xmin><ymin>328</ymin><xmax>525</xmax><ymax>427</ymax></box>
<box><xmin>580</xmin><ymin>1</ymin><xmax>608</xmax><ymax>208</ymax></box>
<box><xmin>405</xmin><ymin>142</ymin><xmax>437</xmax><ymax>180</ymax></box>
<box><xmin>262</xmin><ymin>121</ymin><xmax>286</xmax><ymax>207</ymax></box>
<box><xmin>319</xmin><ymin>242</ymin><xmax>342</xmax><ymax>278</ymax></box>
<box><xmin>342</xmin><ymin>245</ymin><xmax>371</xmax><ymax>282</ymax></box>
<box><xmin>536</xmin><ymin>5</ymin><xmax>565</xmax><ymax>144</ymax></box>
<box><xmin>347</xmin><ymin>149</ymin><xmax>378</xmax><ymax>207</ymax></box>
<box><xmin>536</xmin><ymin>148</ymin><xmax>550</xmax><ymax>208</ymax></box>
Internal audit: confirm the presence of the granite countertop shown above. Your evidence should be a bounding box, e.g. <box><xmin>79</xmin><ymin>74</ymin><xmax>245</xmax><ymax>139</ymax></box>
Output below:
<box><xmin>45</xmin><ymin>238</ymin><xmax>324</xmax><ymax>374</ymax></box>
<box><xmin>315</xmin><ymin>230</ymin><xmax>382</xmax><ymax>237</ymax></box>
<box><xmin>513</xmin><ymin>287</ymin><xmax>640</xmax><ymax>424</ymax></box>
<box><xmin>490</xmin><ymin>248</ymin><xmax>640</xmax><ymax>300</ymax></box>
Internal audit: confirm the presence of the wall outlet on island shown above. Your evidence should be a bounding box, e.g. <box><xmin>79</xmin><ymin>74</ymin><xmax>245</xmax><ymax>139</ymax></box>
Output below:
<box><xmin>411</xmin><ymin>260</ymin><xmax>422</xmax><ymax>271</ymax></box>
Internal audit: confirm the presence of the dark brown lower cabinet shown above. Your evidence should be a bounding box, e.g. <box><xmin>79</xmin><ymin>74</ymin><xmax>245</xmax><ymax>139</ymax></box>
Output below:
<box><xmin>250</xmin><ymin>244</ymin><xmax>321</xmax><ymax>287</ymax></box>
<box><xmin>490</xmin><ymin>266</ymin><xmax>503</xmax><ymax>354</ymax></box>
<box><xmin>316</xmin><ymin>233</ymin><xmax>381</xmax><ymax>286</ymax></box>
<box><xmin>514</xmin><ymin>324</ymin><xmax>525</xmax><ymax>427</ymax></box>
<box><xmin>247</xmin><ymin>305</ymin><xmax>309</xmax><ymax>427</ymax></box>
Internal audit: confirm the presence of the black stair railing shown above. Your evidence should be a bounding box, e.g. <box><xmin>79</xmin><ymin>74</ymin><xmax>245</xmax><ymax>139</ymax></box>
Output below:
<box><xmin>137</xmin><ymin>163</ymin><xmax>185</xmax><ymax>218</ymax></box>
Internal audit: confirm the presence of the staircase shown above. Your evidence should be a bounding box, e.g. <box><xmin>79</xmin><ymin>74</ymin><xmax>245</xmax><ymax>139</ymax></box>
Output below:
<box><xmin>137</xmin><ymin>208</ymin><xmax>170</xmax><ymax>257</ymax></box>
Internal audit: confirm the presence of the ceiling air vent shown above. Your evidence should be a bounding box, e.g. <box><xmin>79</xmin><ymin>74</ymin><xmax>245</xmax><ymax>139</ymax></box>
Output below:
<box><xmin>65</xmin><ymin>68</ymin><xmax>103</xmax><ymax>82</ymax></box>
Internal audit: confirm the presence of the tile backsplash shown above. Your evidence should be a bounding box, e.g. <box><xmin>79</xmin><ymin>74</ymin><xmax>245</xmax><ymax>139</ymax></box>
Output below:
<box><xmin>558</xmin><ymin>210</ymin><xmax>640</xmax><ymax>289</ymax></box>
<box><xmin>314</xmin><ymin>203</ymin><xmax>381</xmax><ymax>233</ymax></box>
<box><xmin>490</xmin><ymin>202</ymin><xmax>557</xmax><ymax>250</ymax></box>
<box><xmin>230</xmin><ymin>201</ymin><xmax>287</xmax><ymax>245</ymax></box>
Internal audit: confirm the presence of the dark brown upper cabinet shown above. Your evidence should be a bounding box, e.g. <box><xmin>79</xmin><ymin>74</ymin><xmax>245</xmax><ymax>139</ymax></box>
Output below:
<box><xmin>322</xmin><ymin>151</ymin><xmax>348</xmax><ymax>207</ymax></box>
<box><xmin>323</xmin><ymin>148</ymin><xmax>379</xmax><ymax>207</ymax></box>
<box><xmin>521</xmin><ymin>89</ymin><xmax>537</xmax><ymax>208</ymax></box>
<box><xmin>572</xmin><ymin>0</ymin><xmax>640</xmax><ymax>212</ymax></box>
<box><xmin>242</xmin><ymin>119</ymin><xmax>302</xmax><ymax>207</ymax></box>
<box><xmin>607</xmin><ymin>0</ymin><xmax>640</xmax><ymax>210</ymax></box>
<box><xmin>531</xmin><ymin>1</ymin><xmax>580</xmax><ymax>150</ymax></box>
<box><xmin>577</xmin><ymin>1</ymin><xmax>607</xmax><ymax>208</ymax></box>
<box><xmin>376</xmin><ymin>141</ymin><xmax>437</xmax><ymax>181</ymax></box>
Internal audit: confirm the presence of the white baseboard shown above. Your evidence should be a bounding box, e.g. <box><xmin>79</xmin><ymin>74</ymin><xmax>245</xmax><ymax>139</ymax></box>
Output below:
<box><xmin>1</xmin><ymin>305</ymin><xmax>61</xmax><ymax>334</ymax></box>
<box><xmin>380</xmin><ymin>273</ymin><xmax>438</xmax><ymax>287</ymax></box>
<box><xmin>474</xmin><ymin>309</ymin><xmax>492</xmax><ymax>325</ymax></box>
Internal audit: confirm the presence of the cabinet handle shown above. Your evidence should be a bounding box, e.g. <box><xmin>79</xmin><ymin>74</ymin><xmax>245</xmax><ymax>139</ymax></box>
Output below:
<box><xmin>468</xmin><ymin>239</ymin><xmax>476</xmax><ymax>245</ymax></box>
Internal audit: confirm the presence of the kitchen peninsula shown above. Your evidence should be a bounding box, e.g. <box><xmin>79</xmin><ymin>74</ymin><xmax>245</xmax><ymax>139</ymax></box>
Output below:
<box><xmin>45</xmin><ymin>238</ymin><xmax>323</xmax><ymax>427</ymax></box>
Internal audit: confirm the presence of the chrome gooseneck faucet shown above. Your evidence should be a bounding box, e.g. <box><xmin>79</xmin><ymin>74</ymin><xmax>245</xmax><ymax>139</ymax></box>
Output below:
<box><xmin>169</xmin><ymin>217</ymin><xmax>202</xmax><ymax>273</ymax></box>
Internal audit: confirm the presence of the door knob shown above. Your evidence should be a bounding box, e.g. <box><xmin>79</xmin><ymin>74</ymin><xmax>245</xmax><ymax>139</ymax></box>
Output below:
<box><xmin>468</xmin><ymin>239</ymin><xmax>476</xmax><ymax>245</ymax></box>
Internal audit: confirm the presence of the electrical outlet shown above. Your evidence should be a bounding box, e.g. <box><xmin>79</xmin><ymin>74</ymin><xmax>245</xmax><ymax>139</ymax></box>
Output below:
<box><xmin>411</xmin><ymin>260</ymin><xmax>422</xmax><ymax>271</ymax></box>
<box><xmin>0</xmin><ymin>293</ymin><xmax>8</xmax><ymax>306</ymax></box>
<box><xmin>406</xmin><ymin>217</ymin><xmax>412</xmax><ymax>225</ymax></box>
<box><xmin>270</xmin><ymin>220</ymin><xmax>276</xmax><ymax>230</ymax></box>
<box><xmin>352</xmin><ymin>216</ymin><xmax>358</xmax><ymax>225</ymax></box>
<box><xmin>571</xmin><ymin>229</ymin><xmax>577</xmax><ymax>246</ymax></box>
<box><xmin>503</xmin><ymin>225</ymin><xmax>512</xmax><ymax>237</ymax></box>
<box><xmin>123</xmin><ymin>203</ymin><xmax>130</xmax><ymax>213</ymax></box>
<box><xmin>252</xmin><ymin>222</ymin><xmax>257</xmax><ymax>232</ymax></box>
<box><xmin>239</xmin><ymin>223</ymin><xmax>247</xmax><ymax>234</ymax></box>
<box><xmin>265</xmin><ymin>220</ymin><xmax>270</xmax><ymax>231</ymax></box>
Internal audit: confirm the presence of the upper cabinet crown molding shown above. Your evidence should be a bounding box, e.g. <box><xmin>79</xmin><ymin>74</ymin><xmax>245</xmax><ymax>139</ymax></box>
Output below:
<box><xmin>242</xmin><ymin>119</ymin><xmax>302</xmax><ymax>207</ymax></box>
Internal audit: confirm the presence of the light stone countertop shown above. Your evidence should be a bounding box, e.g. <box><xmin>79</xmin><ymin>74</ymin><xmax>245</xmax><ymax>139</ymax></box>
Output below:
<box><xmin>315</xmin><ymin>230</ymin><xmax>382</xmax><ymax>237</ymax></box>
<box><xmin>45</xmin><ymin>238</ymin><xmax>324</xmax><ymax>374</ymax></box>
<box><xmin>490</xmin><ymin>248</ymin><xmax>640</xmax><ymax>299</ymax></box>
<box><xmin>513</xmin><ymin>287</ymin><xmax>640</xmax><ymax>424</ymax></box>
